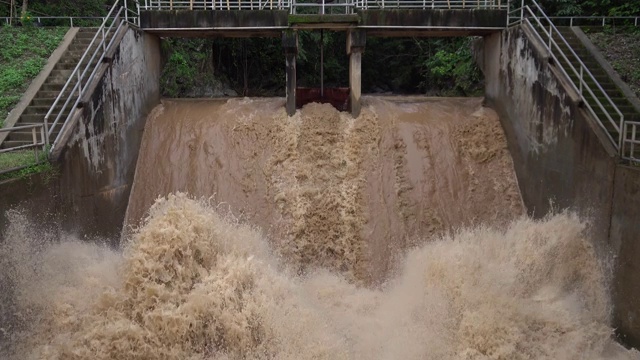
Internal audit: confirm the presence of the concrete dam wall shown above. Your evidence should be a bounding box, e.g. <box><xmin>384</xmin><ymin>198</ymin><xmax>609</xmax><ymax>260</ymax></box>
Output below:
<box><xmin>0</xmin><ymin>23</ymin><xmax>639</xmax><ymax>357</ymax></box>
<box><xmin>476</xmin><ymin>23</ymin><xmax>640</xmax><ymax>347</ymax></box>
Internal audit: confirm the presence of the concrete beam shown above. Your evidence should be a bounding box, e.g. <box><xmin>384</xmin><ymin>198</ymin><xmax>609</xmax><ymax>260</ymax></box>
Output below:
<box><xmin>357</xmin><ymin>9</ymin><xmax>507</xmax><ymax>29</ymax></box>
<box><xmin>283</xmin><ymin>30</ymin><xmax>298</xmax><ymax>116</ymax></box>
<box><xmin>347</xmin><ymin>30</ymin><xmax>366</xmax><ymax>118</ymax></box>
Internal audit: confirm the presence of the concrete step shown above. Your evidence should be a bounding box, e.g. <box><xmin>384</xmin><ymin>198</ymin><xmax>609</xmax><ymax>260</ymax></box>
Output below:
<box><xmin>36</xmin><ymin>88</ymin><xmax>77</xmax><ymax>97</ymax></box>
<box><xmin>54</xmin><ymin>59</ymin><xmax>100</xmax><ymax>71</ymax></box>
<box><xmin>6</xmin><ymin>124</ymin><xmax>64</xmax><ymax>142</ymax></box>
<box><xmin>49</xmin><ymin>69</ymin><xmax>74</xmax><ymax>78</ymax></box>
<box><xmin>29</xmin><ymin>97</ymin><xmax>77</xmax><ymax>107</ymax></box>
<box><xmin>22</xmin><ymin>105</ymin><xmax>66</xmax><ymax>115</ymax></box>
<box><xmin>0</xmin><ymin>140</ymin><xmax>44</xmax><ymax>149</ymax></box>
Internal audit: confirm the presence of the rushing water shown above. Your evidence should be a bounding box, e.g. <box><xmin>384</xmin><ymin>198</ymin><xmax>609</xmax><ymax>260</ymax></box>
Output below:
<box><xmin>1</xmin><ymin>97</ymin><xmax>638</xmax><ymax>359</ymax></box>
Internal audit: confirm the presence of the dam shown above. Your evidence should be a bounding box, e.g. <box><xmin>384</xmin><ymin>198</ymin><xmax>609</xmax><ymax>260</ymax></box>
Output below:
<box><xmin>1</xmin><ymin>0</ymin><xmax>640</xmax><ymax>358</ymax></box>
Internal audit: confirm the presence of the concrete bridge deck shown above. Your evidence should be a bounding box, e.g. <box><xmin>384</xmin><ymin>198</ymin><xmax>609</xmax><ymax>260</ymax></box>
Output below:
<box><xmin>137</xmin><ymin>0</ymin><xmax>507</xmax><ymax>37</ymax></box>
<box><xmin>135</xmin><ymin>0</ymin><xmax>508</xmax><ymax>115</ymax></box>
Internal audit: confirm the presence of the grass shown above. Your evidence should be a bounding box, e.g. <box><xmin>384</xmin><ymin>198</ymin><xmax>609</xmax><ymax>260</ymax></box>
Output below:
<box><xmin>0</xmin><ymin>148</ymin><xmax>57</xmax><ymax>182</ymax></box>
<box><xmin>0</xmin><ymin>25</ymin><xmax>67</xmax><ymax>126</ymax></box>
<box><xmin>587</xmin><ymin>30</ymin><xmax>640</xmax><ymax>99</ymax></box>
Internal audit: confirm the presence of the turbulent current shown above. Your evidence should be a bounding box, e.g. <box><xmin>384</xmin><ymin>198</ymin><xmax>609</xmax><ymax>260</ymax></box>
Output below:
<box><xmin>1</xmin><ymin>97</ymin><xmax>638</xmax><ymax>359</ymax></box>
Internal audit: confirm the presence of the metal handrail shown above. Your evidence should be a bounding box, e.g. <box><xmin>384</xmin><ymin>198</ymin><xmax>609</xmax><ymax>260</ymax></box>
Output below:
<box><xmin>0</xmin><ymin>124</ymin><xmax>45</xmax><ymax>154</ymax></box>
<box><xmin>0</xmin><ymin>124</ymin><xmax>46</xmax><ymax>176</ymax></box>
<box><xmin>44</xmin><ymin>1</ymin><xmax>129</xmax><ymax>153</ymax></box>
<box><xmin>510</xmin><ymin>0</ymin><xmax>625</xmax><ymax>152</ymax></box>
<box><xmin>1</xmin><ymin>16</ymin><xmax>107</xmax><ymax>27</ymax></box>
<box><xmin>546</xmin><ymin>16</ymin><xmax>640</xmax><ymax>27</ymax></box>
<box><xmin>622</xmin><ymin>121</ymin><xmax>640</xmax><ymax>162</ymax></box>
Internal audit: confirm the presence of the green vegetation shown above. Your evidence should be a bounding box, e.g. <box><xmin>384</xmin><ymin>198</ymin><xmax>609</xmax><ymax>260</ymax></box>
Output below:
<box><xmin>588</xmin><ymin>31</ymin><xmax>640</xmax><ymax>98</ymax></box>
<box><xmin>161</xmin><ymin>38</ymin><xmax>286</xmax><ymax>97</ymax></box>
<box><xmin>0</xmin><ymin>148</ymin><xmax>56</xmax><ymax>182</ymax></box>
<box><xmin>538</xmin><ymin>0</ymin><xmax>640</xmax><ymax>17</ymax></box>
<box><xmin>0</xmin><ymin>26</ymin><xmax>67</xmax><ymax>125</ymax></box>
<box><xmin>161</xmin><ymin>35</ymin><xmax>482</xmax><ymax>97</ymax></box>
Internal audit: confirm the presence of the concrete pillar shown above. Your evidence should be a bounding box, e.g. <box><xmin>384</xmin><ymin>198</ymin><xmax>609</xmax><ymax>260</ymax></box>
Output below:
<box><xmin>282</xmin><ymin>30</ymin><xmax>298</xmax><ymax>117</ymax></box>
<box><xmin>347</xmin><ymin>30</ymin><xmax>366</xmax><ymax>118</ymax></box>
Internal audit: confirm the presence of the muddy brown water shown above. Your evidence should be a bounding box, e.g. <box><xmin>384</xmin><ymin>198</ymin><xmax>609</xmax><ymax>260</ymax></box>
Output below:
<box><xmin>125</xmin><ymin>97</ymin><xmax>523</xmax><ymax>283</ymax></box>
<box><xmin>1</xmin><ymin>97</ymin><xmax>638</xmax><ymax>359</ymax></box>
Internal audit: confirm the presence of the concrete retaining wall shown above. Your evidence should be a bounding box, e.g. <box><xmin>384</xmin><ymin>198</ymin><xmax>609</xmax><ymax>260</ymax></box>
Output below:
<box><xmin>56</xmin><ymin>27</ymin><xmax>161</xmax><ymax>242</ymax></box>
<box><xmin>476</xmin><ymin>24</ymin><xmax>640</xmax><ymax>348</ymax></box>
<box><xmin>0</xmin><ymin>27</ymin><xmax>161</xmax><ymax>244</ymax></box>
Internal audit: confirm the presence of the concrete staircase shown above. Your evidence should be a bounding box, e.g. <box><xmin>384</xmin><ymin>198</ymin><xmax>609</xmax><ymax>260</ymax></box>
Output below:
<box><xmin>552</xmin><ymin>27</ymin><xmax>640</xmax><ymax>158</ymax></box>
<box><xmin>0</xmin><ymin>28</ymin><xmax>110</xmax><ymax>150</ymax></box>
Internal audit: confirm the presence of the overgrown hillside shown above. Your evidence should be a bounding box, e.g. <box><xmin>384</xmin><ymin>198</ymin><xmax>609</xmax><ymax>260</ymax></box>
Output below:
<box><xmin>588</xmin><ymin>30</ymin><xmax>640</xmax><ymax>98</ymax></box>
<box><xmin>0</xmin><ymin>26</ymin><xmax>67</xmax><ymax>127</ymax></box>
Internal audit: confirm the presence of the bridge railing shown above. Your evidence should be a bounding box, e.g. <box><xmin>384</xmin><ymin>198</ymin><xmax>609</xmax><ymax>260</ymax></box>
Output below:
<box><xmin>138</xmin><ymin>0</ymin><xmax>290</xmax><ymax>10</ymax></box>
<box><xmin>1</xmin><ymin>16</ymin><xmax>107</xmax><ymax>27</ymax></box>
<box><xmin>623</xmin><ymin>121</ymin><xmax>640</xmax><ymax>162</ymax></box>
<box><xmin>509</xmin><ymin>0</ymin><xmax>627</xmax><ymax>159</ymax></box>
<box><xmin>355</xmin><ymin>0</ymin><xmax>507</xmax><ymax>10</ymax></box>
<box><xmin>136</xmin><ymin>0</ymin><xmax>506</xmax><ymax>13</ymax></box>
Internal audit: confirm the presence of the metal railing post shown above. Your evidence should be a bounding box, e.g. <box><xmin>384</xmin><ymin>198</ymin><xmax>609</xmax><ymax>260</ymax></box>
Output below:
<box><xmin>102</xmin><ymin>25</ymin><xmax>106</xmax><ymax>52</ymax></box>
<box><xmin>70</xmin><ymin>17</ymin><xmax>74</xmax><ymax>27</ymax></box>
<box><xmin>125</xmin><ymin>0</ymin><xmax>129</xmax><ymax>22</ymax></box>
<box><xmin>520</xmin><ymin>0</ymin><xmax>523</xmax><ymax>20</ymax></box>
<box><xmin>619</xmin><ymin>115</ymin><xmax>624</xmax><ymax>151</ymax></box>
<box><xmin>579</xmin><ymin>66</ymin><xmax>583</xmax><ymax>94</ymax></box>
<box><xmin>40</xmin><ymin>126</ymin><xmax>45</xmax><ymax>152</ymax></box>
<box><xmin>77</xmin><ymin>70</ymin><xmax>82</xmax><ymax>95</ymax></box>
<box><xmin>44</xmin><ymin>117</ymin><xmax>50</xmax><ymax>146</ymax></box>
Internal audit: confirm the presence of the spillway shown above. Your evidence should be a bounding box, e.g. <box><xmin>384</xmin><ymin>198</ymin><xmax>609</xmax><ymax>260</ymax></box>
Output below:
<box><xmin>1</xmin><ymin>97</ymin><xmax>638</xmax><ymax>359</ymax></box>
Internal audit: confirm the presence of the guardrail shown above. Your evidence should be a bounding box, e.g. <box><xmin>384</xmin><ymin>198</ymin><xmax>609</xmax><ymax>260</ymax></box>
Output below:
<box><xmin>0</xmin><ymin>124</ymin><xmax>46</xmax><ymax>176</ymax></box>
<box><xmin>139</xmin><ymin>0</ymin><xmax>289</xmax><ymax>10</ymax></box>
<box><xmin>622</xmin><ymin>121</ymin><xmax>640</xmax><ymax>162</ymax></box>
<box><xmin>355</xmin><ymin>0</ymin><xmax>507</xmax><ymax>10</ymax></box>
<box><xmin>546</xmin><ymin>16</ymin><xmax>640</xmax><ymax>27</ymax></box>
<box><xmin>1</xmin><ymin>16</ymin><xmax>107</xmax><ymax>27</ymax></box>
<box><xmin>509</xmin><ymin>0</ymin><xmax>626</xmax><ymax>157</ymax></box>
<box><xmin>137</xmin><ymin>0</ymin><xmax>507</xmax><ymax>13</ymax></box>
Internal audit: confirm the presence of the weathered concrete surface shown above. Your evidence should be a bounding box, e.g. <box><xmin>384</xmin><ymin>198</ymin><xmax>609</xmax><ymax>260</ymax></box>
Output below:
<box><xmin>358</xmin><ymin>9</ymin><xmax>506</xmax><ymax>36</ymax></box>
<box><xmin>51</xmin><ymin>27</ymin><xmax>161</xmax><ymax>242</ymax></box>
<box><xmin>140</xmin><ymin>10</ymin><xmax>288</xmax><ymax>37</ymax></box>
<box><xmin>347</xmin><ymin>29</ymin><xmax>366</xmax><ymax>117</ymax></box>
<box><xmin>139</xmin><ymin>8</ymin><xmax>507</xmax><ymax>36</ymax></box>
<box><xmin>478</xmin><ymin>25</ymin><xmax>616</xmax><ymax>241</ymax></box>
<box><xmin>610</xmin><ymin>165</ymin><xmax>640</xmax><ymax>346</ymax></box>
<box><xmin>476</xmin><ymin>24</ymin><xmax>640</xmax><ymax>348</ymax></box>
<box><xmin>0</xmin><ymin>173</ymin><xmax>61</xmax><ymax>236</ymax></box>
<box><xmin>0</xmin><ymin>27</ymin><xmax>163</xmax><ymax>243</ymax></box>
<box><xmin>283</xmin><ymin>30</ymin><xmax>298</xmax><ymax>116</ymax></box>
